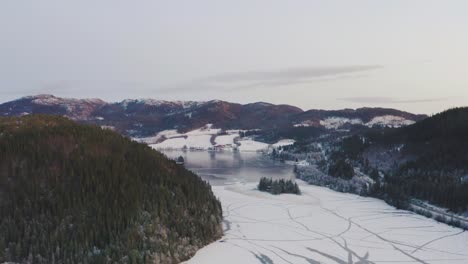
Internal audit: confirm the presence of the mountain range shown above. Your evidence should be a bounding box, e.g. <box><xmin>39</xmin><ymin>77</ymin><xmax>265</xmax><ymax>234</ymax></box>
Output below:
<box><xmin>0</xmin><ymin>94</ymin><xmax>427</xmax><ymax>137</ymax></box>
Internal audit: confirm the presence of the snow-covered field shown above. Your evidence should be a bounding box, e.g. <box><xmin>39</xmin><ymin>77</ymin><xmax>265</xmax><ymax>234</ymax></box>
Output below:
<box><xmin>142</xmin><ymin>124</ymin><xmax>294</xmax><ymax>152</ymax></box>
<box><xmin>186</xmin><ymin>181</ymin><xmax>468</xmax><ymax>264</ymax></box>
<box><xmin>271</xmin><ymin>139</ymin><xmax>295</xmax><ymax>148</ymax></box>
<box><xmin>215</xmin><ymin>134</ymin><xmax>239</xmax><ymax>146</ymax></box>
<box><xmin>150</xmin><ymin>134</ymin><xmax>214</xmax><ymax>150</ymax></box>
<box><xmin>237</xmin><ymin>139</ymin><xmax>269</xmax><ymax>152</ymax></box>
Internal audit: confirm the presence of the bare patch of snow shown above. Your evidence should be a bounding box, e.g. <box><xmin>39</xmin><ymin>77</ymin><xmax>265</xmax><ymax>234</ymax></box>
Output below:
<box><xmin>215</xmin><ymin>134</ymin><xmax>239</xmax><ymax>146</ymax></box>
<box><xmin>366</xmin><ymin>115</ymin><xmax>415</xmax><ymax>128</ymax></box>
<box><xmin>136</xmin><ymin>129</ymin><xmax>182</xmax><ymax>144</ymax></box>
<box><xmin>101</xmin><ymin>125</ymin><xmax>115</xmax><ymax>131</ymax></box>
<box><xmin>272</xmin><ymin>139</ymin><xmax>295</xmax><ymax>148</ymax></box>
<box><xmin>150</xmin><ymin>135</ymin><xmax>214</xmax><ymax>150</ymax></box>
<box><xmin>320</xmin><ymin>117</ymin><xmax>363</xmax><ymax>129</ymax></box>
<box><xmin>293</xmin><ymin>123</ymin><xmax>310</xmax><ymax>127</ymax></box>
<box><xmin>186</xmin><ymin>124</ymin><xmax>221</xmax><ymax>136</ymax></box>
<box><xmin>237</xmin><ymin>139</ymin><xmax>269</xmax><ymax>152</ymax></box>
<box><xmin>142</xmin><ymin>126</ymin><xmax>293</xmax><ymax>152</ymax></box>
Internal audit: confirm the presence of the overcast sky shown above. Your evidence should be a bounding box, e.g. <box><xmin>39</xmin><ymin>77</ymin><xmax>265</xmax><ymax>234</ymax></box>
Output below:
<box><xmin>1</xmin><ymin>1</ymin><xmax>467</xmax><ymax>114</ymax></box>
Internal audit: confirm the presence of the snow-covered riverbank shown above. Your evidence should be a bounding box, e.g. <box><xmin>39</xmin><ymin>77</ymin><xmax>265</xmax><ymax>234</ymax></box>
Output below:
<box><xmin>185</xmin><ymin>181</ymin><xmax>468</xmax><ymax>264</ymax></box>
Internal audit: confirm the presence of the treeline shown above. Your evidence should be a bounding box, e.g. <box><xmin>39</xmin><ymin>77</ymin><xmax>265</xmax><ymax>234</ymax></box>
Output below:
<box><xmin>374</xmin><ymin>167</ymin><xmax>468</xmax><ymax>213</ymax></box>
<box><xmin>257</xmin><ymin>177</ymin><xmax>301</xmax><ymax>195</ymax></box>
<box><xmin>0</xmin><ymin>115</ymin><xmax>223</xmax><ymax>264</ymax></box>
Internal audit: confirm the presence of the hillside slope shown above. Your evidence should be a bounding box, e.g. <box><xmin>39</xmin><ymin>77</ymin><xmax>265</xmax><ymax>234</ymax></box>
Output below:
<box><xmin>324</xmin><ymin>107</ymin><xmax>468</xmax><ymax>213</ymax></box>
<box><xmin>0</xmin><ymin>115</ymin><xmax>222</xmax><ymax>264</ymax></box>
<box><xmin>371</xmin><ymin>108</ymin><xmax>468</xmax><ymax>212</ymax></box>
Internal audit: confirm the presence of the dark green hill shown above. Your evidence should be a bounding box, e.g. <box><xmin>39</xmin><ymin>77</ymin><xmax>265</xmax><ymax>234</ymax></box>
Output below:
<box><xmin>367</xmin><ymin>107</ymin><xmax>468</xmax><ymax>170</ymax></box>
<box><xmin>361</xmin><ymin>108</ymin><xmax>468</xmax><ymax>212</ymax></box>
<box><xmin>403</xmin><ymin>107</ymin><xmax>468</xmax><ymax>141</ymax></box>
<box><xmin>0</xmin><ymin>115</ymin><xmax>222</xmax><ymax>264</ymax></box>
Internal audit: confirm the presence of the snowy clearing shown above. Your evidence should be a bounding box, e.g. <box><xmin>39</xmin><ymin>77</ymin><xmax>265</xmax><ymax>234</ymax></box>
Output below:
<box><xmin>148</xmin><ymin>135</ymin><xmax>214</xmax><ymax>150</ymax></box>
<box><xmin>185</xmin><ymin>181</ymin><xmax>468</xmax><ymax>264</ymax></box>
<box><xmin>320</xmin><ymin>117</ymin><xmax>363</xmax><ymax>129</ymax></box>
<box><xmin>215</xmin><ymin>134</ymin><xmax>239</xmax><ymax>146</ymax></box>
<box><xmin>366</xmin><ymin>115</ymin><xmax>415</xmax><ymax>128</ymax></box>
<box><xmin>185</xmin><ymin>124</ymin><xmax>221</xmax><ymax>136</ymax></box>
<box><xmin>237</xmin><ymin>139</ymin><xmax>269</xmax><ymax>152</ymax></box>
<box><xmin>137</xmin><ymin>129</ymin><xmax>181</xmax><ymax>144</ymax></box>
<box><xmin>141</xmin><ymin>124</ymin><xmax>291</xmax><ymax>152</ymax></box>
<box><xmin>314</xmin><ymin>116</ymin><xmax>416</xmax><ymax>129</ymax></box>
<box><xmin>271</xmin><ymin>139</ymin><xmax>295</xmax><ymax>148</ymax></box>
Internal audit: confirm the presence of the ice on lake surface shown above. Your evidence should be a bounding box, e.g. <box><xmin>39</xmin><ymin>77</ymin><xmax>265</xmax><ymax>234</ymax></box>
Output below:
<box><xmin>162</xmin><ymin>151</ymin><xmax>468</xmax><ymax>264</ymax></box>
<box><xmin>162</xmin><ymin>150</ymin><xmax>296</xmax><ymax>185</ymax></box>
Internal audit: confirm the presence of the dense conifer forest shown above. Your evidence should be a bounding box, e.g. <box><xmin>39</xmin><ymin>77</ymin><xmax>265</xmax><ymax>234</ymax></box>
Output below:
<box><xmin>334</xmin><ymin>108</ymin><xmax>468</xmax><ymax>213</ymax></box>
<box><xmin>376</xmin><ymin>107</ymin><xmax>468</xmax><ymax>213</ymax></box>
<box><xmin>0</xmin><ymin>115</ymin><xmax>223</xmax><ymax>264</ymax></box>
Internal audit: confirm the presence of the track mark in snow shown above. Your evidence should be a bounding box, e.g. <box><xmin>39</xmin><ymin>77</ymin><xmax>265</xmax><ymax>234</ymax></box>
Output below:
<box><xmin>411</xmin><ymin>230</ymin><xmax>465</xmax><ymax>254</ymax></box>
<box><xmin>286</xmin><ymin>206</ymin><xmax>376</xmax><ymax>263</ymax></box>
<box><xmin>233</xmin><ymin>227</ymin><xmax>296</xmax><ymax>264</ymax></box>
<box><xmin>271</xmin><ymin>247</ymin><xmax>321</xmax><ymax>264</ymax></box>
<box><xmin>306</xmin><ymin>247</ymin><xmax>348</xmax><ymax>264</ymax></box>
<box><xmin>391</xmin><ymin>245</ymin><xmax>429</xmax><ymax>264</ymax></box>
<box><xmin>307</xmin><ymin>191</ymin><xmax>426</xmax><ymax>263</ymax></box>
<box><xmin>185</xmin><ymin>183</ymin><xmax>468</xmax><ymax>264</ymax></box>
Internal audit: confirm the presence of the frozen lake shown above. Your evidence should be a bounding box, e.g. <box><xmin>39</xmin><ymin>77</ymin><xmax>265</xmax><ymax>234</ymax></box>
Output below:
<box><xmin>162</xmin><ymin>151</ymin><xmax>468</xmax><ymax>264</ymax></box>
<box><xmin>161</xmin><ymin>150</ymin><xmax>296</xmax><ymax>185</ymax></box>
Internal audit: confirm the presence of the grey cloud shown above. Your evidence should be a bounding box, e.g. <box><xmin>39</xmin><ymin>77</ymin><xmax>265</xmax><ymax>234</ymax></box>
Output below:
<box><xmin>223</xmin><ymin>74</ymin><xmax>371</xmax><ymax>92</ymax></box>
<box><xmin>166</xmin><ymin>65</ymin><xmax>382</xmax><ymax>92</ymax></box>
<box><xmin>340</xmin><ymin>96</ymin><xmax>451</xmax><ymax>104</ymax></box>
<box><xmin>203</xmin><ymin>65</ymin><xmax>382</xmax><ymax>83</ymax></box>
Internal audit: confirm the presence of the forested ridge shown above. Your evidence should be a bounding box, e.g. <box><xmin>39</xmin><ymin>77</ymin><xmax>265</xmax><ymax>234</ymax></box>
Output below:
<box><xmin>381</xmin><ymin>107</ymin><xmax>468</xmax><ymax>212</ymax></box>
<box><xmin>0</xmin><ymin>115</ymin><xmax>223</xmax><ymax>264</ymax></box>
<box><xmin>334</xmin><ymin>107</ymin><xmax>468</xmax><ymax>213</ymax></box>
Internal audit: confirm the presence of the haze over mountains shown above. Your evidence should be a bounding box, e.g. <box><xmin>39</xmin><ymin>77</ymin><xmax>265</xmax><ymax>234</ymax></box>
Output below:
<box><xmin>0</xmin><ymin>95</ymin><xmax>426</xmax><ymax>138</ymax></box>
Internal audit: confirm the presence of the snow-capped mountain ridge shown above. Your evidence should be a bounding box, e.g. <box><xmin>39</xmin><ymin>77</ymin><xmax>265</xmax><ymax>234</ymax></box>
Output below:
<box><xmin>119</xmin><ymin>98</ymin><xmax>206</xmax><ymax>109</ymax></box>
<box><xmin>0</xmin><ymin>94</ymin><xmax>427</xmax><ymax>137</ymax></box>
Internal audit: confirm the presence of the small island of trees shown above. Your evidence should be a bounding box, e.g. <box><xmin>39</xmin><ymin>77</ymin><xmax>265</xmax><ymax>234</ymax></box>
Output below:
<box><xmin>258</xmin><ymin>177</ymin><xmax>301</xmax><ymax>195</ymax></box>
<box><xmin>176</xmin><ymin>155</ymin><xmax>185</xmax><ymax>164</ymax></box>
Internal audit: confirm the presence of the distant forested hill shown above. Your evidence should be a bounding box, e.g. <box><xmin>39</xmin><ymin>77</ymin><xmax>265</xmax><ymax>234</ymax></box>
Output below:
<box><xmin>0</xmin><ymin>94</ymin><xmax>425</xmax><ymax>137</ymax></box>
<box><xmin>339</xmin><ymin>107</ymin><xmax>468</xmax><ymax>212</ymax></box>
<box><xmin>0</xmin><ymin>115</ymin><xmax>222</xmax><ymax>264</ymax></box>
<box><xmin>380</xmin><ymin>107</ymin><xmax>468</xmax><ymax>212</ymax></box>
